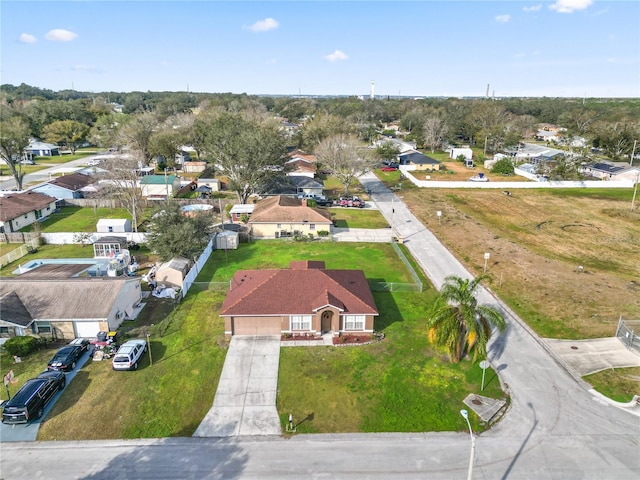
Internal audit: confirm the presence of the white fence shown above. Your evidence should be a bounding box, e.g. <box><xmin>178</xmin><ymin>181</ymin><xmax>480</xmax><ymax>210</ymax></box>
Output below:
<box><xmin>41</xmin><ymin>232</ymin><xmax>148</xmax><ymax>245</ymax></box>
<box><xmin>180</xmin><ymin>236</ymin><xmax>215</xmax><ymax>298</ymax></box>
<box><xmin>400</xmin><ymin>167</ymin><xmax>635</xmax><ymax>189</ymax></box>
<box><xmin>0</xmin><ymin>238</ymin><xmax>40</xmax><ymax>268</ymax></box>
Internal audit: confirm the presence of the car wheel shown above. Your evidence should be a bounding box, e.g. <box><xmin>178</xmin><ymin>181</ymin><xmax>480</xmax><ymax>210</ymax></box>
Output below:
<box><xmin>70</xmin><ymin>361</ymin><xmax>76</xmax><ymax>370</ymax></box>
<box><xmin>133</xmin><ymin>362</ymin><xmax>138</xmax><ymax>370</ymax></box>
<box><xmin>37</xmin><ymin>407</ymin><xmax>44</xmax><ymax>419</ymax></box>
<box><xmin>60</xmin><ymin>378</ymin><xmax>66</xmax><ymax>389</ymax></box>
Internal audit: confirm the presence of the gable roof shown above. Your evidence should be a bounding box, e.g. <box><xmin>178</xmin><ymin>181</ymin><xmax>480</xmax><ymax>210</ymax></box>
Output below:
<box><xmin>0</xmin><ymin>291</ymin><xmax>34</xmax><ymax>327</ymax></box>
<box><xmin>248</xmin><ymin>195</ymin><xmax>331</xmax><ymax>224</ymax></box>
<box><xmin>288</xmin><ymin>150</ymin><xmax>317</xmax><ymax>163</ymax></box>
<box><xmin>0</xmin><ymin>191</ymin><xmax>56</xmax><ymax>222</ymax></box>
<box><xmin>0</xmin><ymin>278</ymin><xmax>140</xmax><ymax>320</ymax></box>
<box><xmin>220</xmin><ymin>261</ymin><xmax>377</xmax><ymax>317</ymax></box>
<box><xmin>399</xmin><ymin>151</ymin><xmax>441</xmax><ymax>165</ymax></box>
<box><xmin>288</xmin><ymin>176</ymin><xmax>324</xmax><ymax>189</ymax></box>
<box><xmin>47</xmin><ymin>172</ymin><xmax>94</xmax><ymax>191</ymax></box>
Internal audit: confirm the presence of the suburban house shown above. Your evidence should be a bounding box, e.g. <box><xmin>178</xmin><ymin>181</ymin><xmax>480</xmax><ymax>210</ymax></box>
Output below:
<box><xmin>30</xmin><ymin>172</ymin><xmax>95</xmax><ymax>200</ymax></box>
<box><xmin>286</xmin><ymin>150</ymin><xmax>317</xmax><ymax>178</ymax></box>
<box><xmin>399</xmin><ymin>151</ymin><xmax>442</xmax><ymax>171</ymax></box>
<box><xmin>580</xmin><ymin>162</ymin><xmax>640</xmax><ymax>182</ymax></box>
<box><xmin>248</xmin><ymin>195</ymin><xmax>332</xmax><ymax>238</ymax></box>
<box><xmin>0</xmin><ymin>191</ymin><xmax>58</xmax><ymax>234</ymax></box>
<box><xmin>96</xmin><ymin>218</ymin><xmax>132</xmax><ymax>233</ymax></box>
<box><xmin>0</xmin><ymin>277</ymin><xmax>142</xmax><ymax>342</ymax></box>
<box><xmin>220</xmin><ymin>260</ymin><xmax>378</xmax><ymax>338</ymax></box>
<box><xmin>229</xmin><ymin>203</ymin><xmax>255</xmax><ymax>222</ymax></box>
<box><xmin>25</xmin><ymin>141</ymin><xmax>60</xmax><ymax>157</ymax></box>
<box><xmin>139</xmin><ymin>174</ymin><xmax>180</xmax><ymax>200</ymax></box>
<box><xmin>289</xmin><ymin>175</ymin><xmax>325</xmax><ymax>197</ymax></box>
<box><xmin>197</xmin><ymin>178</ymin><xmax>221</xmax><ymax>192</ymax></box>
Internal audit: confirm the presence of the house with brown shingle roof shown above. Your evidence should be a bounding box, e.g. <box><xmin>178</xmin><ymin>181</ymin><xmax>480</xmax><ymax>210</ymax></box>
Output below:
<box><xmin>0</xmin><ymin>277</ymin><xmax>142</xmax><ymax>342</ymax></box>
<box><xmin>220</xmin><ymin>260</ymin><xmax>378</xmax><ymax>338</ymax></box>
<box><xmin>31</xmin><ymin>172</ymin><xmax>95</xmax><ymax>200</ymax></box>
<box><xmin>248</xmin><ymin>195</ymin><xmax>332</xmax><ymax>239</ymax></box>
<box><xmin>0</xmin><ymin>191</ymin><xmax>57</xmax><ymax>233</ymax></box>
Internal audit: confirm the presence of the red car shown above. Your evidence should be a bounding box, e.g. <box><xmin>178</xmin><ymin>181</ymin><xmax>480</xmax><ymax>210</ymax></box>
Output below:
<box><xmin>380</xmin><ymin>166</ymin><xmax>398</xmax><ymax>172</ymax></box>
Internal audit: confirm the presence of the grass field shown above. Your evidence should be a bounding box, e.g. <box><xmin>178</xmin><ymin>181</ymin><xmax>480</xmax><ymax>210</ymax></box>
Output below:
<box><xmin>400</xmin><ymin>187</ymin><xmax>640</xmax><ymax>339</ymax></box>
<box><xmin>330</xmin><ymin>207</ymin><xmax>390</xmax><ymax>229</ymax></box>
<box><xmin>583</xmin><ymin>367</ymin><xmax>640</xmax><ymax>402</ymax></box>
<box><xmin>195</xmin><ymin>241</ymin><xmax>416</xmax><ymax>284</ymax></box>
<box><xmin>28</xmin><ymin>206</ymin><xmax>134</xmax><ymax>233</ymax></box>
<box><xmin>278</xmin><ymin>289</ymin><xmax>504</xmax><ymax>434</ymax></box>
<box><xmin>29</xmin><ymin>241</ymin><xmax>501</xmax><ymax>439</ymax></box>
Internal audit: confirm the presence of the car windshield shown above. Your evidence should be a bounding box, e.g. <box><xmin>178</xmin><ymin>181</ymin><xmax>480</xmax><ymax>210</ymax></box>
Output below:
<box><xmin>113</xmin><ymin>355</ymin><xmax>130</xmax><ymax>363</ymax></box>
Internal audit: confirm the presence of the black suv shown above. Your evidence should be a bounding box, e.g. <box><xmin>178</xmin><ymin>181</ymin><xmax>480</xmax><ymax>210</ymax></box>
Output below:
<box><xmin>1</xmin><ymin>371</ymin><xmax>66</xmax><ymax>424</ymax></box>
<box><xmin>47</xmin><ymin>345</ymin><xmax>84</xmax><ymax>372</ymax></box>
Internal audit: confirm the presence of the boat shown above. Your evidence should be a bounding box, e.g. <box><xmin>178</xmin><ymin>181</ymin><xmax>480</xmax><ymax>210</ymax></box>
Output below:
<box><xmin>469</xmin><ymin>173</ymin><xmax>489</xmax><ymax>182</ymax></box>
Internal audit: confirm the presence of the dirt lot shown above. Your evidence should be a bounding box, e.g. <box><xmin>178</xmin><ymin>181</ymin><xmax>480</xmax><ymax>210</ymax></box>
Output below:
<box><xmin>410</xmin><ymin>161</ymin><xmax>530</xmax><ymax>182</ymax></box>
<box><xmin>402</xmin><ymin>187</ymin><xmax>640</xmax><ymax>339</ymax></box>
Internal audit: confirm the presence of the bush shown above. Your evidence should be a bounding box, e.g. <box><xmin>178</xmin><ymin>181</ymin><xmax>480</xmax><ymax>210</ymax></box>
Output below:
<box><xmin>3</xmin><ymin>336</ymin><xmax>37</xmax><ymax>357</ymax></box>
<box><xmin>492</xmin><ymin>158</ymin><xmax>515</xmax><ymax>175</ymax></box>
<box><xmin>317</xmin><ymin>230</ymin><xmax>330</xmax><ymax>237</ymax></box>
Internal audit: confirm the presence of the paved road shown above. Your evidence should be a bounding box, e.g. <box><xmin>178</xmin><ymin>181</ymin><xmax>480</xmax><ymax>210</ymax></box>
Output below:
<box><xmin>2</xmin><ymin>173</ymin><xmax>639</xmax><ymax>479</ymax></box>
<box><xmin>0</xmin><ymin>155</ymin><xmax>98</xmax><ymax>191</ymax></box>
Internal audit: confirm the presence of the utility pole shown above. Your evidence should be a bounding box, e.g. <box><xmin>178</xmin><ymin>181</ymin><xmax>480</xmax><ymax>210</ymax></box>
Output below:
<box><xmin>631</xmin><ymin>173</ymin><xmax>639</xmax><ymax>212</ymax></box>
<box><xmin>630</xmin><ymin>140</ymin><xmax>637</xmax><ymax>166</ymax></box>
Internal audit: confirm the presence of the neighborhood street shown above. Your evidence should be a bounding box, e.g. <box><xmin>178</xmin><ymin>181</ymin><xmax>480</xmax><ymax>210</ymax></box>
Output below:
<box><xmin>0</xmin><ymin>155</ymin><xmax>96</xmax><ymax>192</ymax></box>
<box><xmin>1</xmin><ymin>173</ymin><xmax>639</xmax><ymax>479</ymax></box>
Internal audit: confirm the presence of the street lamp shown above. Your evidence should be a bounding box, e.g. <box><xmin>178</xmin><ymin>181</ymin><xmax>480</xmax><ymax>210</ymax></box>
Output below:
<box><xmin>460</xmin><ymin>409</ymin><xmax>475</xmax><ymax>480</ymax></box>
<box><xmin>483</xmin><ymin>252</ymin><xmax>490</xmax><ymax>274</ymax></box>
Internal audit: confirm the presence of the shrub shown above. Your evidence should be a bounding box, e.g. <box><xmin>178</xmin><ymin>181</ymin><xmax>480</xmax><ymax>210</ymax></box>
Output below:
<box><xmin>240</xmin><ymin>213</ymin><xmax>249</xmax><ymax>224</ymax></box>
<box><xmin>317</xmin><ymin>230</ymin><xmax>330</xmax><ymax>237</ymax></box>
<box><xmin>3</xmin><ymin>336</ymin><xmax>37</xmax><ymax>357</ymax></box>
<box><xmin>492</xmin><ymin>158</ymin><xmax>515</xmax><ymax>175</ymax></box>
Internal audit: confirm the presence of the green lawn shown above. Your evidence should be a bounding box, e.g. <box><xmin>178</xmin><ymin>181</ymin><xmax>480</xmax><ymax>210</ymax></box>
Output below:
<box><xmin>30</xmin><ymin>206</ymin><xmax>134</xmax><ymax>233</ymax></box>
<box><xmin>330</xmin><ymin>208</ymin><xmax>390</xmax><ymax>229</ymax></box>
<box><xmin>278</xmin><ymin>290</ymin><xmax>505</xmax><ymax>433</ymax></box>
<box><xmin>196</xmin><ymin>241</ymin><xmax>415</xmax><ymax>284</ymax></box>
<box><xmin>38</xmin><ymin>286</ymin><xmax>228</xmax><ymax>440</ymax></box>
<box><xmin>13</xmin><ymin>241</ymin><xmax>504</xmax><ymax>439</ymax></box>
<box><xmin>583</xmin><ymin>367</ymin><xmax>640</xmax><ymax>402</ymax></box>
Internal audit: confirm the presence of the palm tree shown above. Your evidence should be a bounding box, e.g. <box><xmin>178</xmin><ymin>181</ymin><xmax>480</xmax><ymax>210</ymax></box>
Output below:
<box><xmin>427</xmin><ymin>274</ymin><xmax>506</xmax><ymax>363</ymax></box>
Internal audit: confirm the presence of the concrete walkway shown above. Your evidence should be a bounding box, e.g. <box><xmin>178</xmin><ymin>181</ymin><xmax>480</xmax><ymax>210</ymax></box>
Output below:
<box><xmin>193</xmin><ymin>336</ymin><xmax>281</xmax><ymax>437</ymax></box>
<box><xmin>332</xmin><ymin>227</ymin><xmax>393</xmax><ymax>243</ymax></box>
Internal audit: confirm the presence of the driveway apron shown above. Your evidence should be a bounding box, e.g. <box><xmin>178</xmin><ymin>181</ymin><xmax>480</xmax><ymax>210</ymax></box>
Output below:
<box><xmin>194</xmin><ymin>335</ymin><xmax>281</xmax><ymax>437</ymax></box>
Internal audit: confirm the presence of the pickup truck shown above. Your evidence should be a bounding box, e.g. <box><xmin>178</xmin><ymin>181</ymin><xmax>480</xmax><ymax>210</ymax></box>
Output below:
<box><xmin>339</xmin><ymin>196</ymin><xmax>365</xmax><ymax>208</ymax></box>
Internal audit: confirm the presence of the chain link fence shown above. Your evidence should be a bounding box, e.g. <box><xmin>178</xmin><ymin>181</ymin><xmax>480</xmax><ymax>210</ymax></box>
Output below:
<box><xmin>616</xmin><ymin>317</ymin><xmax>640</xmax><ymax>353</ymax></box>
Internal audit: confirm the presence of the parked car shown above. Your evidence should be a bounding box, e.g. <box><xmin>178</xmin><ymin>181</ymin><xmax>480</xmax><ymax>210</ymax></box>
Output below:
<box><xmin>68</xmin><ymin>338</ymin><xmax>91</xmax><ymax>353</ymax></box>
<box><xmin>314</xmin><ymin>198</ymin><xmax>334</xmax><ymax>207</ymax></box>
<box><xmin>339</xmin><ymin>196</ymin><xmax>365</xmax><ymax>208</ymax></box>
<box><xmin>380</xmin><ymin>166</ymin><xmax>398</xmax><ymax>172</ymax></box>
<box><xmin>1</xmin><ymin>371</ymin><xmax>66</xmax><ymax>424</ymax></box>
<box><xmin>47</xmin><ymin>345</ymin><xmax>85</xmax><ymax>372</ymax></box>
<box><xmin>19</xmin><ymin>159</ymin><xmax>36</xmax><ymax>165</ymax></box>
<box><xmin>112</xmin><ymin>339</ymin><xmax>147</xmax><ymax>371</ymax></box>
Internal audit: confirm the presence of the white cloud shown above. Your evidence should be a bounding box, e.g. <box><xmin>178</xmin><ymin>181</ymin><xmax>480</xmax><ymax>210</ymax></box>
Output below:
<box><xmin>324</xmin><ymin>50</ymin><xmax>348</xmax><ymax>62</ymax></box>
<box><xmin>523</xmin><ymin>5</ymin><xmax>542</xmax><ymax>13</ymax></box>
<box><xmin>514</xmin><ymin>52</ymin><xmax>526</xmax><ymax>59</ymax></box>
<box><xmin>495</xmin><ymin>14</ymin><xmax>510</xmax><ymax>23</ymax></box>
<box><xmin>549</xmin><ymin>0</ymin><xmax>593</xmax><ymax>14</ymax></box>
<box><xmin>245</xmin><ymin>18</ymin><xmax>279</xmax><ymax>32</ymax></box>
<box><xmin>45</xmin><ymin>29</ymin><xmax>78</xmax><ymax>42</ymax></box>
<box><xmin>19</xmin><ymin>33</ymin><xmax>37</xmax><ymax>44</ymax></box>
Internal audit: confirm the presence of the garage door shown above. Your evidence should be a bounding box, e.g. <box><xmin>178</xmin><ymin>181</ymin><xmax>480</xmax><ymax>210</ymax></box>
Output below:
<box><xmin>233</xmin><ymin>317</ymin><xmax>281</xmax><ymax>335</ymax></box>
<box><xmin>75</xmin><ymin>322</ymin><xmax>102</xmax><ymax>338</ymax></box>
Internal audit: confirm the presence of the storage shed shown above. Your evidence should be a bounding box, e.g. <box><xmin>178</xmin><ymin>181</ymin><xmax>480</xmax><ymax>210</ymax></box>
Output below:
<box><xmin>155</xmin><ymin>257</ymin><xmax>192</xmax><ymax>288</ymax></box>
<box><xmin>216</xmin><ymin>231</ymin><xmax>239</xmax><ymax>250</ymax></box>
<box><xmin>96</xmin><ymin>219</ymin><xmax>132</xmax><ymax>233</ymax></box>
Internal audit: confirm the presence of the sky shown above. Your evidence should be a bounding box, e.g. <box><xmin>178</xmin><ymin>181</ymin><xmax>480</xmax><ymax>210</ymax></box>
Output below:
<box><xmin>1</xmin><ymin>0</ymin><xmax>639</xmax><ymax>98</ymax></box>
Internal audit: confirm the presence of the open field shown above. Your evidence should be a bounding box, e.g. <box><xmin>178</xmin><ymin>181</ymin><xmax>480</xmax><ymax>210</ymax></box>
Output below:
<box><xmin>400</xmin><ymin>187</ymin><xmax>640</xmax><ymax>339</ymax></box>
<box><xmin>330</xmin><ymin>207</ymin><xmax>390</xmax><ymax>229</ymax></box>
<box><xmin>583</xmin><ymin>366</ymin><xmax>640</xmax><ymax>402</ymax></box>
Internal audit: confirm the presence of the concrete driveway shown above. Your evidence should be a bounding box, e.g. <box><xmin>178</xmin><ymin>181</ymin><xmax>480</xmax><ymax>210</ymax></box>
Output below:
<box><xmin>194</xmin><ymin>335</ymin><xmax>281</xmax><ymax>437</ymax></box>
<box><xmin>545</xmin><ymin>337</ymin><xmax>640</xmax><ymax>376</ymax></box>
